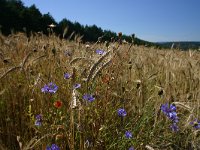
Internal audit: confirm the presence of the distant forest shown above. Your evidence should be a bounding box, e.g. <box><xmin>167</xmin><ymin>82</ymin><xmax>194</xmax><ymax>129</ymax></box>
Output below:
<box><xmin>157</xmin><ymin>42</ymin><xmax>200</xmax><ymax>50</ymax></box>
<box><xmin>0</xmin><ymin>0</ymin><xmax>157</xmax><ymax>46</ymax></box>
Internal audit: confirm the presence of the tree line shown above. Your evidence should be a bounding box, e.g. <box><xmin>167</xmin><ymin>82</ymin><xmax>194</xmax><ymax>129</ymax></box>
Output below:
<box><xmin>0</xmin><ymin>0</ymin><xmax>157</xmax><ymax>46</ymax></box>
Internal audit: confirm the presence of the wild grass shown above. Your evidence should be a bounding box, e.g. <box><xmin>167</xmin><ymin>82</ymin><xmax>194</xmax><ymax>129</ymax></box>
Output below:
<box><xmin>0</xmin><ymin>32</ymin><xmax>200</xmax><ymax>150</ymax></box>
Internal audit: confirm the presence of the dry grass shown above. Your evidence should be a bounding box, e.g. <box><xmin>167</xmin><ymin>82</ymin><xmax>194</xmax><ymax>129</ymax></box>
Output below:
<box><xmin>0</xmin><ymin>32</ymin><xmax>200</xmax><ymax>150</ymax></box>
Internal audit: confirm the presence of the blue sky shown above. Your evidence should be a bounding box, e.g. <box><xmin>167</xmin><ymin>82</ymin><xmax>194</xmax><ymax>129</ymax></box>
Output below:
<box><xmin>22</xmin><ymin>0</ymin><xmax>200</xmax><ymax>42</ymax></box>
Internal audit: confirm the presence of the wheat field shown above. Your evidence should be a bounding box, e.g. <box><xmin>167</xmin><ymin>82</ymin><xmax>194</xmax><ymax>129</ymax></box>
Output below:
<box><xmin>0</xmin><ymin>32</ymin><xmax>200</xmax><ymax>150</ymax></box>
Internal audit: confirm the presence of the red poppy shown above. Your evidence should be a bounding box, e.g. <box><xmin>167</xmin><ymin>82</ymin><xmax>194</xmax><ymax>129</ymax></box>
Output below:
<box><xmin>53</xmin><ymin>100</ymin><xmax>63</xmax><ymax>108</ymax></box>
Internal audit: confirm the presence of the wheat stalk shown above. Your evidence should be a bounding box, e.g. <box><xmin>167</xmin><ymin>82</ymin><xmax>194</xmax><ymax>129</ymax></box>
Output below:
<box><xmin>22</xmin><ymin>134</ymin><xmax>52</xmax><ymax>150</ymax></box>
<box><xmin>86</xmin><ymin>50</ymin><xmax>110</xmax><ymax>82</ymax></box>
<box><xmin>91</xmin><ymin>59</ymin><xmax>112</xmax><ymax>81</ymax></box>
<box><xmin>63</xmin><ymin>27</ymin><xmax>68</xmax><ymax>38</ymax></box>
<box><xmin>0</xmin><ymin>66</ymin><xmax>21</xmax><ymax>79</ymax></box>
<box><xmin>21</xmin><ymin>52</ymin><xmax>33</xmax><ymax>70</ymax></box>
<box><xmin>70</xmin><ymin>57</ymin><xmax>94</xmax><ymax>65</ymax></box>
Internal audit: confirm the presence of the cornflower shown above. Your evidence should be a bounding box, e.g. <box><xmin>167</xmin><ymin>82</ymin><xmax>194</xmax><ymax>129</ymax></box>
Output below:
<box><xmin>41</xmin><ymin>82</ymin><xmax>58</xmax><ymax>94</ymax></box>
<box><xmin>96</xmin><ymin>49</ymin><xmax>105</xmax><ymax>55</ymax></box>
<box><xmin>125</xmin><ymin>131</ymin><xmax>133</xmax><ymax>139</ymax></box>
<box><xmin>83</xmin><ymin>94</ymin><xmax>95</xmax><ymax>102</ymax></box>
<box><xmin>46</xmin><ymin>144</ymin><xmax>60</xmax><ymax>150</ymax></box>
<box><xmin>161</xmin><ymin>103</ymin><xmax>179</xmax><ymax>132</ymax></box>
<box><xmin>35</xmin><ymin>114</ymin><xmax>42</xmax><ymax>126</ymax></box>
<box><xmin>129</xmin><ymin>146</ymin><xmax>135</xmax><ymax>150</ymax></box>
<box><xmin>190</xmin><ymin>119</ymin><xmax>200</xmax><ymax>129</ymax></box>
<box><xmin>117</xmin><ymin>108</ymin><xmax>127</xmax><ymax>117</ymax></box>
<box><xmin>170</xmin><ymin>123</ymin><xmax>179</xmax><ymax>132</ymax></box>
<box><xmin>64</xmin><ymin>73</ymin><xmax>71</xmax><ymax>79</ymax></box>
<box><xmin>161</xmin><ymin>103</ymin><xmax>179</xmax><ymax>122</ymax></box>
<box><xmin>73</xmin><ymin>83</ymin><xmax>81</xmax><ymax>89</ymax></box>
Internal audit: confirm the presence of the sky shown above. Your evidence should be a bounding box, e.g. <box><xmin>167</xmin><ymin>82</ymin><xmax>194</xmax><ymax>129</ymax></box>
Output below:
<box><xmin>22</xmin><ymin>0</ymin><xmax>200</xmax><ymax>42</ymax></box>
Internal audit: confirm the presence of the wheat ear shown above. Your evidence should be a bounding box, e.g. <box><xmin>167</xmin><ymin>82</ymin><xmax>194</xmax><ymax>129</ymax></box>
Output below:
<box><xmin>86</xmin><ymin>50</ymin><xmax>110</xmax><ymax>82</ymax></box>
<box><xmin>0</xmin><ymin>66</ymin><xmax>21</xmax><ymax>79</ymax></box>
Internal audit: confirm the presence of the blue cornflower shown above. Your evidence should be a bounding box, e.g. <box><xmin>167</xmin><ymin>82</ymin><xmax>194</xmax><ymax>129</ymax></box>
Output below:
<box><xmin>35</xmin><ymin>120</ymin><xmax>41</xmax><ymax>126</ymax></box>
<box><xmin>161</xmin><ymin>103</ymin><xmax>179</xmax><ymax>132</ymax></box>
<box><xmin>36</xmin><ymin>114</ymin><xmax>42</xmax><ymax>120</ymax></box>
<box><xmin>51</xmin><ymin>144</ymin><xmax>60</xmax><ymax>150</ymax></box>
<box><xmin>46</xmin><ymin>146</ymin><xmax>51</xmax><ymax>150</ymax></box>
<box><xmin>35</xmin><ymin>114</ymin><xmax>42</xmax><ymax>126</ymax></box>
<box><xmin>168</xmin><ymin>111</ymin><xmax>179</xmax><ymax>123</ymax></box>
<box><xmin>161</xmin><ymin>103</ymin><xmax>176</xmax><ymax>115</ymax></box>
<box><xmin>41</xmin><ymin>82</ymin><xmax>58</xmax><ymax>94</ymax></box>
<box><xmin>190</xmin><ymin>119</ymin><xmax>200</xmax><ymax>130</ymax></box>
<box><xmin>161</xmin><ymin>103</ymin><xmax>179</xmax><ymax>122</ymax></box>
<box><xmin>73</xmin><ymin>83</ymin><xmax>81</xmax><ymax>89</ymax></box>
<box><xmin>160</xmin><ymin>103</ymin><xmax>168</xmax><ymax>114</ymax></box>
<box><xmin>117</xmin><ymin>108</ymin><xmax>127</xmax><ymax>117</ymax></box>
<box><xmin>170</xmin><ymin>104</ymin><xmax>176</xmax><ymax>111</ymax></box>
<box><xmin>64</xmin><ymin>73</ymin><xmax>71</xmax><ymax>79</ymax></box>
<box><xmin>83</xmin><ymin>94</ymin><xmax>95</xmax><ymax>102</ymax></box>
<box><xmin>170</xmin><ymin>123</ymin><xmax>179</xmax><ymax>132</ymax></box>
<box><xmin>46</xmin><ymin>144</ymin><xmax>60</xmax><ymax>150</ymax></box>
<box><xmin>96</xmin><ymin>49</ymin><xmax>105</xmax><ymax>55</ymax></box>
<box><xmin>125</xmin><ymin>131</ymin><xmax>133</xmax><ymax>139</ymax></box>
<box><xmin>129</xmin><ymin>146</ymin><xmax>135</xmax><ymax>150</ymax></box>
